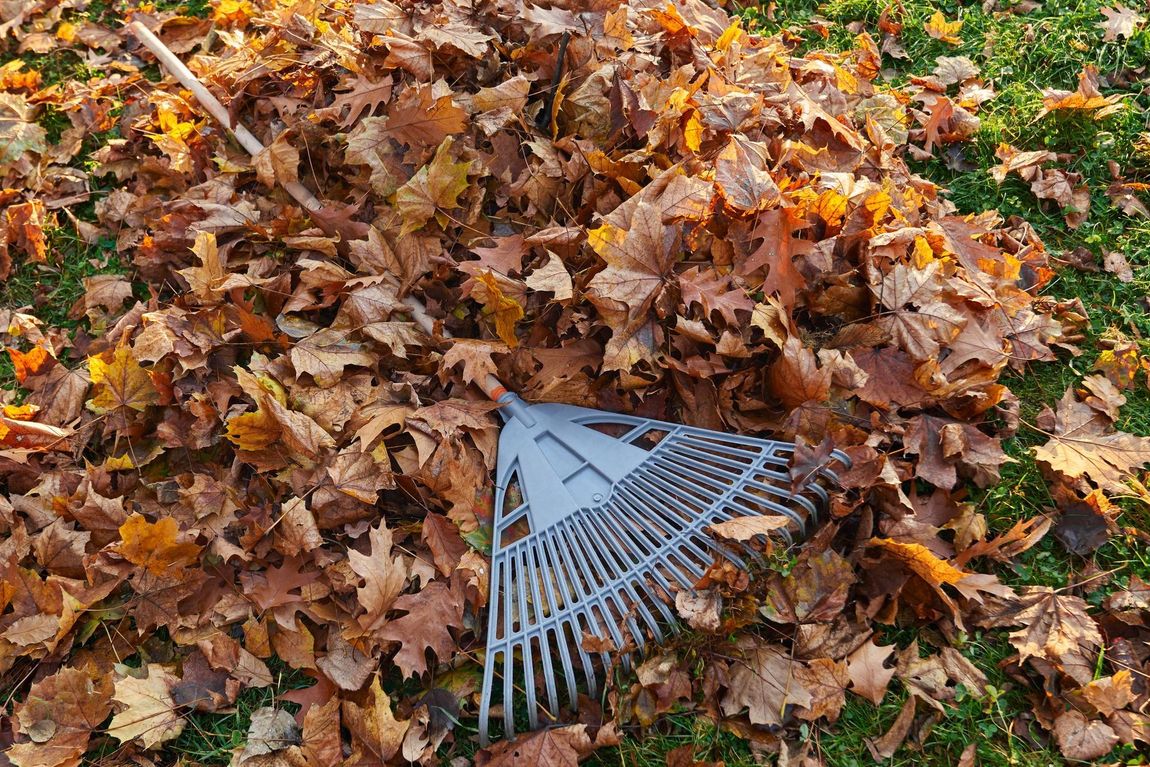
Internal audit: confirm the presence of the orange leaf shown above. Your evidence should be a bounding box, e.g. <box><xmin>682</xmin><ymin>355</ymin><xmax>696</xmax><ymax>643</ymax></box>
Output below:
<box><xmin>472</xmin><ymin>271</ymin><xmax>524</xmax><ymax>348</ymax></box>
<box><xmin>6</xmin><ymin>345</ymin><xmax>52</xmax><ymax>384</ymax></box>
<box><xmin>118</xmin><ymin>514</ymin><xmax>202</xmax><ymax>576</ymax></box>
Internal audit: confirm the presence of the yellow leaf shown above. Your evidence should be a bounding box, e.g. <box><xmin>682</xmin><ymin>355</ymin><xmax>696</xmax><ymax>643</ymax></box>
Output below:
<box><xmin>684</xmin><ymin>108</ymin><xmax>704</xmax><ymax>152</ymax></box>
<box><xmin>56</xmin><ymin>22</ymin><xmax>77</xmax><ymax>42</ymax></box>
<box><xmin>813</xmin><ymin>189</ymin><xmax>849</xmax><ymax>227</ymax></box>
<box><xmin>214</xmin><ymin>0</ymin><xmax>255</xmax><ymax>25</ymax></box>
<box><xmin>587</xmin><ymin>222</ymin><xmax>626</xmax><ymax>260</ymax></box>
<box><xmin>472</xmin><ymin>271</ymin><xmax>524</xmax><ymax>348</ymax></box>
<box><xmin>869</xmin><ymin>538</ymin><xmax>966</xmax><ymax>586</ymax></box>
<box><xmin>924</xmin><ymin>10</ymin><xmax>963</xmax><ymax>45</ymax></box>
<box><xmin>118</xmin><ymin>514</ymin><xmax>202</xmax><ymax>576</ymax></box>
<box><xmin>226</xmin><ymin>407</ymin><xmax>280</xmax><ymax>451</ymax></box>
<box><xmin>715</xmin><ymin>18</ymin><xmax>742</xmax><ymax>52</ymax></box>
<box><xmin>88</xmin><ymin>347</ymin><xmax>159</xmax><ymax>414</ymax></box>
<box><xmin>912</xmin><ymin>235</ymin><xmax>935</xmax><ymax>268</ymax></box>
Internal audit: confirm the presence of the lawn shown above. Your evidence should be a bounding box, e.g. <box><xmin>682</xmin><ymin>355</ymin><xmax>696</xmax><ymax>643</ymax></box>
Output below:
<box><xmin>1</xmin><ymin>0</ymin><xmax>1149</xmax><ymax>765</ymax></box>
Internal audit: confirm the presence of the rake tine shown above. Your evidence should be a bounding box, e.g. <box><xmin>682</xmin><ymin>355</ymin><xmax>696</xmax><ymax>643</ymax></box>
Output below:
<box><xmin>541</xmin><ymin>530</ymin><xmax>599</xmax><ymax>698</ymax></box>
<box><xmin>573</xmin><ymin>519</ymin><xmax>649</xmax><ymax>647</ymax></box>
<box><xmin>528</xmin><ymin>543</ymin><xmax>567</xmax><ymax>716</ymax></box>
<box><xmin>597</xmin><ymin>516</ymin><xmax>667</xmax><ymax>643</ymax></box>
<box><xmin>649</xmin><ymin>457</ymin><xmax>814</xmax><ymax>530</ymax></box>
<box><xmin>559</xmin><ymin>523</ymin><xmax>630</xmax><ymax>651</ymax></box>
<box><xmin>618</xmin><ymin>480</ymin><xmax>718</xmax><ymax>577</ymax></box>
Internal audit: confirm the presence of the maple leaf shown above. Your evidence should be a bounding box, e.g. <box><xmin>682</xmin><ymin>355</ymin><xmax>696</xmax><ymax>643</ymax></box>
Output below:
<box><xmin>678</xmin><ymin>267</ymin><xmax>753</xmax><ymax>326</ymax></box>
<box><xmin>767</xmin><ymin>336</ymin><xmax>832</xmax><ymax>408</ymax></box>
<box><xmin>587</xmin><ymin>200</ymin><xmax>677</xmax><ymax>327</ymax></box>
<box><xmin>846</xmin><ymin>639</ymin><xmax>896</xmax><ymax>704</ymax></box>
<box><xmin>440</xmin><ymin>339</ymin><xmax>507</xmax><ymax>385</ymax></box>
<box><xmin>87</xmin><ymin>346</ymin><xmax>160</xmax><ymax>414</ymax></box>
<box><xmin>9</xmin><ymin>667</ymin><xmax>113</xmax><ymax>767</ymax></box>
<box><xmin>107</xmin><ymin>664</ymin><xmax>185</xmax><ymax>749</ymax></box>
<box><xmin>178</xmin><ymin>230</ymin><xmax>226</xmax><ymax>301</ymax></box>
<box><xmin>349</xmin><ymin>522</ymin><xmax>408</xmax><ymax>633</ymax></box>
<box><xmin>382</xmin><ymin>84</ymin><xmax>467</xmax><ymax>148</ymax></box>
<box><xmin>924</xmin><ymin>10</ymin><xmax>962</xmax><ymax>45</ymax></box>
<box><xmin>1033</xmin><ymin>387</ymin><xmax>1150</xmax><ymax>493</ymax></box>
<box><xmin>1099</xmin><ymin>5</ymin><xmax>1145</xmax><ymax>41</ymax></box>
<box><xmin>476</xmin><ymin>724</ymin><xmax>620</xmax><ymax>767</ymax></box>
<box><xmin>714</xmin><ymin>136</ymin><xmax>780</xmax><ymax>213</ymax></box>
<box><xmin>395</xmin><ymin>137</ymin><xmax>472</xmax><ymax>235</ymax></box>
<box><xmin>118</xmin><ymin>513</ymin><xmax>202</xmax><ymax>576</ymax></box>
<box><xmin>378</xmin><ymin>580</ymin><xmax>465</xmax><ymax>677</ymax></box>
<box><xmin>1054</xmin><ymin>709</ymin><xmax>1118</xmax><ymax>761</ymax></box>
<box><xmin>718</xmin><ymin>638</ymin><xmax>812</xmax><ymax>726</ymax></box>
<box><xmin>1082</xmin><ymin>671</ymin><xmax>1134</xmax><ymax>717</ymax></box>
<box><xmin>525</xmin><ymin>253</ymin><xmax>574</xmax><ymax>302</ymax></box>
<box><xmin>290</xmin><ymin>327</ymin><xmax>376</xmax><ymax>388</ymax></box>
<box><xmin>992</xmin><ymin>587</ymin><xmax>1103</xmax><ymax>685</ymax></box>
<box><xmin>871</xmin><ymin>262</ymin><xmax>966</xmax><ymax>361</ymax></box>
<box><xmin>253</xmin><ymin>131</ymin><xmax>300</xmax><ymax>189</ymax></box>
<box><xmin>1038</xmin><ymin>66</ymin><xmax>1124</xmax><ymax>119</ymax></box>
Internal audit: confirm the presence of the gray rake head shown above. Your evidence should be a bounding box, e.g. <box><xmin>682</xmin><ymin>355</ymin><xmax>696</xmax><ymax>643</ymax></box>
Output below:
<box><xmin>478</xmin><ymin>393</ymin><xmax>847</xmax><ymax>743</ymax></box>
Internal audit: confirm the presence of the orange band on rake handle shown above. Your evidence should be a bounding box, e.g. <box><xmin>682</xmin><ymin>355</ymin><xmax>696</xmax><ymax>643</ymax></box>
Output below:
<box><xmin>481</xmin><ymin>376</ymin><xmax>509</xmax><ymax>402</ymax></box>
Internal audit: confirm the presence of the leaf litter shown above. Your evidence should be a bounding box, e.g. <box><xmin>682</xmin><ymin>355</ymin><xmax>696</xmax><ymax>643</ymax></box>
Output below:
<box><xmin>0</xmin><ymin>0</ymin><xmax>1149</xmax><ymax>764</ymax></box>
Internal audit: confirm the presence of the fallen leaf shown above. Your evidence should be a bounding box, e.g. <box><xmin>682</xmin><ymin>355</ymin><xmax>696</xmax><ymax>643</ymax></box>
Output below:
<box><xmin>118</xmin><ymin>513</ymin><xmax>202</xmax><ymax>576</ymax></box>
<box><xmin>719</xmin><ymin>638</ymin><xmax>812</xmax><ymax>726</ymax></box>
<box><xmin>1033</xmin><ymin>387</ymin><xmax>1150</xmax><ymax>493</ymax></box>
<box><xmin>107</xmin><ymin>664</ymin><xmax>185</xmax><ymax>749</ymax></box>
<box><xmin>1053</xmin><ymin>709</ymin><xmax>1118</xmax><ymax>761</ymax></box>
<box><xmin>847</xmin><ymin>639</ymin><xmax>897</xmax><ymax>705</ymax></box>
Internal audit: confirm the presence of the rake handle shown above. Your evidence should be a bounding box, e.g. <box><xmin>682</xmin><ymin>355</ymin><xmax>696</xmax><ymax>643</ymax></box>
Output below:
<box><xmin>128</xmin><ymin>22</ymin><xmax>508</xmax><ymax>403</ymax></box>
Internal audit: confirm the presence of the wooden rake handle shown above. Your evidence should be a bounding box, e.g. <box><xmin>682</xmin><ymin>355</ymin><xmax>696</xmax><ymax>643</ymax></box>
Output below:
<box><xmin>128</xmin><ymin>22</ymin><xmax>507</xmax><ymax>402</ymax></box>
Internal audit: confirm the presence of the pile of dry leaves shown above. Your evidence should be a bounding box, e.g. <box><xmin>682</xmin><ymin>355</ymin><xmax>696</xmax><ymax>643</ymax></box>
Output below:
<box><xmin>2</xmin><ymin>0</ymin><xmax>1150</xmax><ymax>764</ymax></box>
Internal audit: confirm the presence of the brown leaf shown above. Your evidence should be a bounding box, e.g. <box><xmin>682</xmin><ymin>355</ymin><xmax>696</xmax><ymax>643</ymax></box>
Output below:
<box><xmin>847</xmin><ymin>639</ymin><xmax>897</xmax><ymax>705</ymax></box>
<box><xmin>1053</xmin><ymin>709</ymin><xmax>1118</xmax><ymax>761</ymax></box>
<box><xmin>708</xmin><ymin>514</ymin><xmax>790</xmax><ymax>541</ymax></box>
<box><xmin>382</xmin><ymin>85</ymin><xmax>467</xmax><ymax>148</ymax></box>
<box><xmin>9</xmin><ymin>667</ymin><xmax>112</xmax><ymax>767</ymax></box>
<box><xmin>767</xmin><ymin>337</ymin><xmax>831</xmax><ymax>408</ymax></box>
<box><xmin>719</xmin><ymin>638</ymin><xmax>812</xmax><ymax>726</ymax></box>
<box><xmin>421</xmin><ymin>513</ymin><xmax>469</xmax><ymax>577</ymax></box>
<box><xmin>1099</xmin><ymin>5</ymin><xmax>1145</xmax><ymax>41</ymax></box>
<box><xmin>349</xmin><ymin>522</ymin><xmax>408</xmax><ymax>633</ymax></box>
<box><xmin>675</xmin><ymin>589</ymin><xmax>722</xmax><ymax>631</ymax></box>
<box><xmin>1033</xmin><ymin>387</ymin><xmax>1150</xmax><ymax>493</ymax></box>
<box><xmin>378</xmin><ymin>580</ymin><xmax>465</xmax><ymax>677</ymax></box>
<box><xmin>476</xmin><ymin>724</ymin><xmax>619</xmax><ymax>767</ymax></box>
<box><xmin>871</xmin><ymin>262</ymin><xmax>965</xmax><ymax>361</ymax></box>
<box><xmin>866</xmin><ymin>695</ymin><xmax>916</xmax><ymax>760</ymax></box>
<box><xmin>1082</xmin><ymin>671</ymin><xmax>1134</xmax><ymax>716</ymax></box>
<box><xmin>1000</xmin><ymin>587</ymin><xmax>1102</xmax><ymax>685</ymax></box>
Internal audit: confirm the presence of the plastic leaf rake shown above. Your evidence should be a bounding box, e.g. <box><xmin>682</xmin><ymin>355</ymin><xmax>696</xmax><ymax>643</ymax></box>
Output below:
<box><xmin>477</xmin><ymin>396</ymin><xmax>844</xmax><ymax>742</ymax></box>
<box><xmin>131</xmin><ymin>24</ymin><xmax>848</xmax><ymax>747</ymax></box>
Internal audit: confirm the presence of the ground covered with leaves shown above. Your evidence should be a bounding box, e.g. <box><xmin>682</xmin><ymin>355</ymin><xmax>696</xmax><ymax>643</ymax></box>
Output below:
<box><xmin>1</xmin><ymin>0</ymin><xmax>1149</xmax><ymax>765</ymax></box>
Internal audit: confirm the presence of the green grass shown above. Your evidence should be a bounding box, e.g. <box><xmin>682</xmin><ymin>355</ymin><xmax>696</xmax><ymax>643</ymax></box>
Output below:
<box><xmin>167</xmin><ymin>662</ymin><xmax>311</xmax><ymax>765</ymax></box>
<box><xmin>4</xmin><ymin>0</ymin><xmax>1149</xmax><ymax>763</ymax></box>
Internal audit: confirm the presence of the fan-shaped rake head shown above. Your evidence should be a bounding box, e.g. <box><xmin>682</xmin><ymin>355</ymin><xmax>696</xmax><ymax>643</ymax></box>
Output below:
<box><xmin>477</xmin><ymin>394</ymin><xmax>847</xmax><ymax>743</ymax></box>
